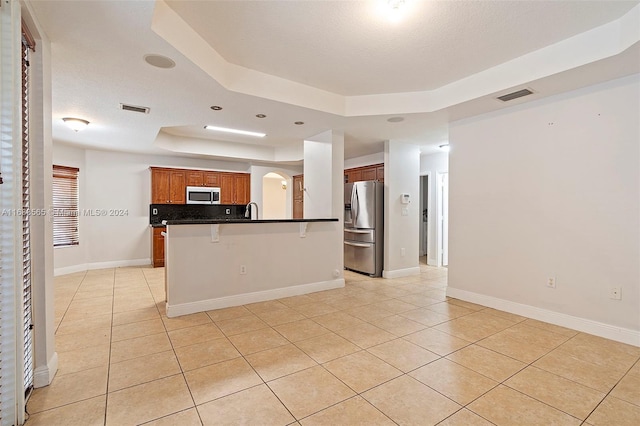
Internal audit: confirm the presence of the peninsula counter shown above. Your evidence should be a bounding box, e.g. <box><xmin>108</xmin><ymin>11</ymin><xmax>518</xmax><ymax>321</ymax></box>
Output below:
<box><xmin>162</xmin><ymin>218</ymin><xmax>343</xmax><ymax>317</ymax></box>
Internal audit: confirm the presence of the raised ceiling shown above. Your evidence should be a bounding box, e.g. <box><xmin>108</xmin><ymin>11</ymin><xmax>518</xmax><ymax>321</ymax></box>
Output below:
<box><xmin>27</xmin><ymin>0</ymin><xmax>640</xmax><ymax>162</ymax></box>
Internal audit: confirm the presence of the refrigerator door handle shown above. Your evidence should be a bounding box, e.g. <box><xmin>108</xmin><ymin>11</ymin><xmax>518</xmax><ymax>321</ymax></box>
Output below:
<box><xmin>352</xmin><ymin>186</ymin><xmax>359</xmax><ymax>225</ymax></box>
<box><xmin>344</xmin><ymin>241</ymin><xmax>371</xmax><ymax>248</ymax></box>
<box><xmin>344</xmin><ymin>229</ymin><xmax>371</xmax><ymax>234</ymax></box>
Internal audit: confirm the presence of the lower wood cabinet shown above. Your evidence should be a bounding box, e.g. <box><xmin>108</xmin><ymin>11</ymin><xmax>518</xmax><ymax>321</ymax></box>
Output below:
<box><xmin>152</xmin><ymin>227</ymin><xmax>165</xmax><ymax>267</ymax></box>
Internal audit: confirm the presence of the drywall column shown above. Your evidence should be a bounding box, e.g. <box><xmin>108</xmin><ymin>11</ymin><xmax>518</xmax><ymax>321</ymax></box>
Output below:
<box><xmin>22</xmin><ymin>7</ymin><xmax>58</xmax><ymax>388</ymax></box>
<box><xmin>303</xmin><ymin>130</ymin><xmax>344</xmax><ymax>219</ymax></box>
<box><xmin>448</xmin><ymin>75</ymin><xmax>640</xmax><ymax>345</ymax></box>
<box><xmin>383</xmin><ymin>140</ymin><xmax>420</xmax><ymax>278</ymax></box>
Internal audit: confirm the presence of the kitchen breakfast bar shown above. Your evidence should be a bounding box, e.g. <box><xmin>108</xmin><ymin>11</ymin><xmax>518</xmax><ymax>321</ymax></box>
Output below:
<box><xmin>162</xmin><ymin>218</ymin><xmax>343</xmax><ymax>317</ymax></box>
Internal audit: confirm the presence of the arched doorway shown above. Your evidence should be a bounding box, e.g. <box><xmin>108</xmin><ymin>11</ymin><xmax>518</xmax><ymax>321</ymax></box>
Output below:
<box><xmin>262</xmin><ymin>172</ymin><xmax>290</xmax><ymax>219</ymax></box>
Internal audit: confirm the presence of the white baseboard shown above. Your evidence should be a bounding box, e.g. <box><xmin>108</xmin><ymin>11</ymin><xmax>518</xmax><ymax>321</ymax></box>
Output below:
<box><xmin>383</xmin><ymin>266</ymin><xmax>421</xmax><ymax>279</ymax></box>
<box><xmin>167</xmin><ymin>278</ymin><xmax>345</xmax><ymax>318</ymax></box>
<box><xmin>447</xmin><ymin>287</ymin><xmax>640</xmax><ymax>347</ymax></box>
<box><xmin>33</xmin><ymin>351</ymin><xmax>58</xmax><ymax>388</ymax></box>
<box><xmin>54</xmin><ymin>258</ymin><xmax>151</xmax><ymax>276</ymax></box>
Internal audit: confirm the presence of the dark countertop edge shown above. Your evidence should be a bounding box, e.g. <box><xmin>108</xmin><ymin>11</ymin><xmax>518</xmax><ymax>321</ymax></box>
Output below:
<box><xmin>161</xmin><ymin>218</ymin><xmax>339</xmax><ymax>225</ymax></box>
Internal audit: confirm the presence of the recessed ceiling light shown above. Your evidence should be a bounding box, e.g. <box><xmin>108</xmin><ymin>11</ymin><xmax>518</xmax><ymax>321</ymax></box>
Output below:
<box><xmin>143</xmin><ymin>54</ymin><xmax>175</xmax><ymax>69</ymax></box>
<box><xmin>294</xmin><ymin>121</ymin><xmax>304</xmax><ymax>125</ymax></box>
<box><xmin>387</xmin><ymin>116</ymin><xmax>404</xmax><ymax>123</ymax></box>
<box><xmin>62</xmin><ymin>117</ymin><xmax>89</xmax><ymax>132</ymax></box>
<box><xmin>256</xmin><ymin>114</ymin><xmax>267</xmax><ymax>118</ymax></box>
<box><xmin>210</xmin><ymin>106</ymin><xmax>223</xmax><ymax>111</ymax></box>
<box><xmin>204</xmin><ymin>125</ymin><xmax>265</xmax><ymax>138</ymax></box>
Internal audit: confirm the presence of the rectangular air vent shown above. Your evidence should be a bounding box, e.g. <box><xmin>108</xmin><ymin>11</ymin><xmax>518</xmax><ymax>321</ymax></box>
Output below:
<box><xmin>120</xmin><ymin>103</ymin><xmax>150</xmax><ymax>114</ymax></box>
<box><xmin>497</xmin><ymin>89</ymin><xmax>534</xmax><ymax>102</ymax></box>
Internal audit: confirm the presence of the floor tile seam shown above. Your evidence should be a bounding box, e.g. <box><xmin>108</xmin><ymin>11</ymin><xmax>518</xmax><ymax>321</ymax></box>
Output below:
<box><xmin>162</xmin><ymin>317</ymin><xmax>220</xmax><ymax>334</ymax></box>
<box><xmin>263</xmin><ymin>365</ymin><xmax>358</xmax><ymax>422</ymax></box>
<box><xmin>296</xmin><ymin>394</ymin><xmax>398</xmax><ymax>425</ymax></box>
<box><xmin>26</xmin><ymin>393</ymin><xmax>108</xmax><ymax>417</ymax></box>
<box><xmin>497</xmin><ymin>382</ymin><xmax>595</xmax><ymax>422</ymax></box>
<box><xmin>537</xmin><ymin>346</ymin><xmax>633</xmax><ymax>386</ymax></box>
<box><xmin>108</xmin><ymin>330</ymin><xmax>170</xmax><ymax>347</ymax></box>
<box><xmin>53</xmin><ymin>269</ymin><xmax>91</xmax><ymax>335</ymax></box>
<box><xmin>106</xmin><ymin>371</ymin><xmax>186</xmax><ymax>395</ymax></box>
<box><xmin>554</xmin><ymin>341</ymin><xmax>640</xmax><ymax>369</ymax></box>
<box><xmin>410</xmin><ymin>372</ymin><xmax>497</xmax><ymax>414</ymax></box>
<box><xmin>505</xmin><ymin>323</ymin><xmax>575</xmax><ymax>347</ymax></box>
<box><xmin>474</xmin><ymin>329</ymin><xmax>568</xmax><ymax>359</ymax></box>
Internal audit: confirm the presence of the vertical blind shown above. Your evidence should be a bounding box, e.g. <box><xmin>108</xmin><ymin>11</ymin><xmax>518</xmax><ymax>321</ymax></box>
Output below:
<box><xmin>52</xmin><ymin>165</ymin><xmax>79</xmax><ymax>247</ymax></box>
<box><xmin>21</xmin><ymin>20</ymin><xmax>36</xmax><ymax>400</ymax></box>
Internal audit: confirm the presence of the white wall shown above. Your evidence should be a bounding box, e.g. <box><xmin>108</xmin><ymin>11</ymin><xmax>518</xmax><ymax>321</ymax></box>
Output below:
<box><xmin>304</xmin><ymin>130</ymin><xmax>345</xmax><ymax>218</ymax></box>
<box><xmin>52</xmin><ymin>144</ymin><xmax>254</xmax><ymax>274</ymax></box>
<box><xmin>420</xmin><ymin>152</ymin><xmax>449</xmax><ymax>265</ymax></box>
<box><xmin>383</xmin><ymin>140</ymin><xmax>421</xmax><ymax>278</ymax></box>
<box><xmin>249</xmin><ymin>164</ymin><xmax>303</xmax><ymax>219</ymax></box>
<box><xmin>262</xmin><ymin>174</ymin><xmax>287</xmax><ymax>219</ymax></box>
<box><xmin>344</xmin><ymin>152</ymin><xmax>384</xmax><ymax>169</ymax></box>
<box><xmin>448</xmin><ymin>75</ymin><xmax>640</xmax><ymax>345</ymax></box>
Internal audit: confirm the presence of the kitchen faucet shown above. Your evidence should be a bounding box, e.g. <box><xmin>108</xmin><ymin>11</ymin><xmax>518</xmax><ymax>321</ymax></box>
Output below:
<box><xmin>245</xmin><ymin>202</ymin><xmax>258</xmax><ymax>220</ymax></box>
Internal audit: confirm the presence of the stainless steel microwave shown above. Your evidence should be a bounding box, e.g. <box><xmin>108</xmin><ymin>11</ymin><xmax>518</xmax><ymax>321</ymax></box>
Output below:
<box><xmin>186</xmin><ymin>186</ymin><xmax>221</xmax><ymax>204</ymax></box>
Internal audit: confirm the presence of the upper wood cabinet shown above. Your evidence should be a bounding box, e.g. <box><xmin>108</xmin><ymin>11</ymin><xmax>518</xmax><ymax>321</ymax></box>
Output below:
<box><xmin>186</xmin><ymin>170</ymin><xmax>204</xmax><ymax>186</ymax></box>
<box><xmin>203</xmin><ymin>171</ymin><xmax>220</xmax><ymax>187</ymax></box>
<box><xmin>220</xmin><ymin>173</ymin><xmax>250</xmax><ymax>204</ymax></box>
<box><xmin>151</xmin><ymin>167</ymin><xmax>185</xmax><ymax>204</ymax></box>
<box><xmin>151</xmin><ymin>167</ymin><xmax>248</xmax><ymax>205</ymax></box>
<box><xmin>344</xmin><ymin>163</ymin><xmax>384</xmax><ymax>184</ymax></box>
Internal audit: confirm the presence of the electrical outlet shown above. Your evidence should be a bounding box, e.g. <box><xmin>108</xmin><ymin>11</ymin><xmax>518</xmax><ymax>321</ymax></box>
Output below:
<box><xmin>240</xmin><ymin>265</ymin><xmax>247</xmax><ymax>275</ymax></box>
<box><xmin>610</xmin><ymin>287</ymin><xmax>621</xmax><ymax>300</ymax></box>
<box><xmin>547</xmin><ymin>277</ymin><xmax>556</xmax><ymax>288</ymax></box>
<box><xmin>226</xmin><ymin>208</ymin><xmax>231</xmax><ymax>215</ymax></box>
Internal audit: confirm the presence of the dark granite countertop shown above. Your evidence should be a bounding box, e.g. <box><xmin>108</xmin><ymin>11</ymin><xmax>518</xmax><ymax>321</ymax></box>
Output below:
<box><xmin>162</xmin><ymin>218</ymin><xmax>339</xmax><ymax>225</ymax></box>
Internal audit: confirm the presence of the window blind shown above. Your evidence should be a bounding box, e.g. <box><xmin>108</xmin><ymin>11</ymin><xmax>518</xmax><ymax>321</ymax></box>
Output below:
<box><xmin>52</xmin><ymin>165</ymin><xmax>79</xmax><ymax>247</ymax></box>
<box><xmin>21</xmin><ymin>24</ymin><xmax>35</xmax><ymax>399</ymax></box>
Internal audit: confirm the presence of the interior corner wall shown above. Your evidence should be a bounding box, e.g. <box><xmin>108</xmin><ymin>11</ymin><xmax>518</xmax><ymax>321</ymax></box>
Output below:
<box><xmin>420</xmin><ymin>152</ymin><xmax>449</xmax><ymax>265</ymax></box>
<box><xmin>448</xmin><ymin>74</ymin><xmax>640</xmax><ymax>344</ymax></box>
<box><xmin>383</xmin><ymin>140</ymin><xmax>420</xmax><ymax>278</ymax></box>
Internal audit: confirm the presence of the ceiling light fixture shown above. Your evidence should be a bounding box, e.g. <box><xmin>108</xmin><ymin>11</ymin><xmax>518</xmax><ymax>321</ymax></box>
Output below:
<box><xmin>256</xmin><ymin>114</ymin><xmax>267</xmax><ymax>118</ymax></box>
<box><xmin>439</xmin><ymin>143</ymin><xmax>450</xmax><ymax>152</ymax></box>
<box><xmin>204</xmin><ymin>125</ymin><xmax>265</xmax><ymax>138</ymax></box>
<box><xmin>387</xmin><ymin>116</ymin><xmax>404</xmax><ymax>123</ymax></box>
<box><xmin>143</xmin><ymin>54</ymin><xmax>175</xmax><ymax>69</ymax></box>
<box><xmin>62</xmin><ymin>117</ymin><xmax>90</xmax><ymax>132</ymax></box>
<box><xmin>380</xmin><ymin>0</ymin><xmax>409</xmax><ymax>22</ymax></box>
<box><xmin>294</xmin><ymin>121</ymin><xmax>304</xmax><ymax>125</ymax></box>
<box><xmin>210</xmin><ymin>106</ymin><xmax>223</xmax><ymax>111</ymax></box>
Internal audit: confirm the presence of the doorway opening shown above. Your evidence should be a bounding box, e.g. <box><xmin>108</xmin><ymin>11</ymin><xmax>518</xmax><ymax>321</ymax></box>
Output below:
<box><xmin>262</xmin><ymin>172</ymin><xmax>291</xmax><ymax>219</ymax></box>
<box><xmin>419</xmin><ymin>174</ymin><xmax>430</xmax><ymax>265</ymax></box>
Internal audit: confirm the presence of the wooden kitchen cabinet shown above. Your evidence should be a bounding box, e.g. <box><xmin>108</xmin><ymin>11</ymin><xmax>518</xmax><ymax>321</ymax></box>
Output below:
<box><xmin>361</xmin><ymin>167</ymin><xmax>377</xmax><ymax>181</ymax></box>
<box><xmin>220</xmin><ymin>172</ymin><xmax>250</xmax><ymax>204</ymax></box>
<box><xmin>293</xmin><ymin>174</ymin><xmax>304</xmax><ymax>219</ymax></box>
<box><xmin>151</xmin><ymin>167</ymin><xmax>186</xmax><ymax>204</ymax></box>
<box><xmin>186</xmin><ymin>170</ymin><xmax>204</xmax><ymax>186</ymax></box>
<box><xmin>344</xmin><ymin>163</ymin><xmax>384</xmax><ymax>184</ymax></box>
<box><xmin>203</xmin><ymin>171</ymin><xmax>220</xmax><ymax>187</ymax></box>
<box><xmin>152</xmin><ymin>226</ymin><xmax>165</xmax><ymax>267</ymax></box>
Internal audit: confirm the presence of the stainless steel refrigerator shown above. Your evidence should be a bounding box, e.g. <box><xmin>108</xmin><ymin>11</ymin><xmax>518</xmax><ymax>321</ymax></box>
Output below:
<box><xmin>344</xmin><ymin>181</ymin><xmax>383</xmax><ymax>277</ymax></box>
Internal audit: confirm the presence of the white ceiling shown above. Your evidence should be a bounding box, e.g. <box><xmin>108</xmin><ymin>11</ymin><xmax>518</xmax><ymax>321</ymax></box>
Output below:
<box><xmin>27</xmin><ymin>0</ymin><xmax>640</xmax><ymax>163</ymax></box>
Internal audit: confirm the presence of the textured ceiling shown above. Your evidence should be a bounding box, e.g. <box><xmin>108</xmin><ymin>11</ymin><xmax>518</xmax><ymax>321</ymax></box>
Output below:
<box><xmin>166</xmin><ymin>0</ymin><xmax>637</xmax><ymax>96</ymax></box>
<box><xmin>27</xmin><ymin>0</ymin><xmax>640</xmax><ymax>162</ymax></box>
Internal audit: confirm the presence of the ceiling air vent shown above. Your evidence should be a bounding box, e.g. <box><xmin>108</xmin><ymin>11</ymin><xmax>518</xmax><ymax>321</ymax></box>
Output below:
<box><xmin>120</xmin><ymin>103</ymin><xmax>150</xmax><ymax>114</ymax></box>
<box><xmin>497</xmin><ymin>89</ymin><xmax>534</xmax><ymax>102</ymax></box>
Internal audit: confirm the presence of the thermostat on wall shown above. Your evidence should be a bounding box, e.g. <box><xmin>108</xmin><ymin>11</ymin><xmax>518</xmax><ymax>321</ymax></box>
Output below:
<box><xmin>401</xmin><ymin>193</ymin><xmax>410</xmax><ymax>204</ymax></box>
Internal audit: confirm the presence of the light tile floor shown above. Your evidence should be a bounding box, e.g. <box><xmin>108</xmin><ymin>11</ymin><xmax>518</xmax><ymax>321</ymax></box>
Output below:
<box><xmin>26</xmin><ymin>265</ymin><xmax>640</xmax><ymax>425</ymax></box>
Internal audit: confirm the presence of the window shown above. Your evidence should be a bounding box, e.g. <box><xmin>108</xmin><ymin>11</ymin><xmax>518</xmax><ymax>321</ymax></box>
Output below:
<box><xmin>52</xmin><ymin>165</ymin><xmax>79</xmax><ymax>247</ymax></box>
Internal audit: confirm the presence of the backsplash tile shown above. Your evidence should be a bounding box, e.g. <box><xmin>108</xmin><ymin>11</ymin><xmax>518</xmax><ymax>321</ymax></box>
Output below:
<box><xmin>150</xmin><ymin>204</ymin><xmax>246</xmax><ymax>225</ymax></box>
